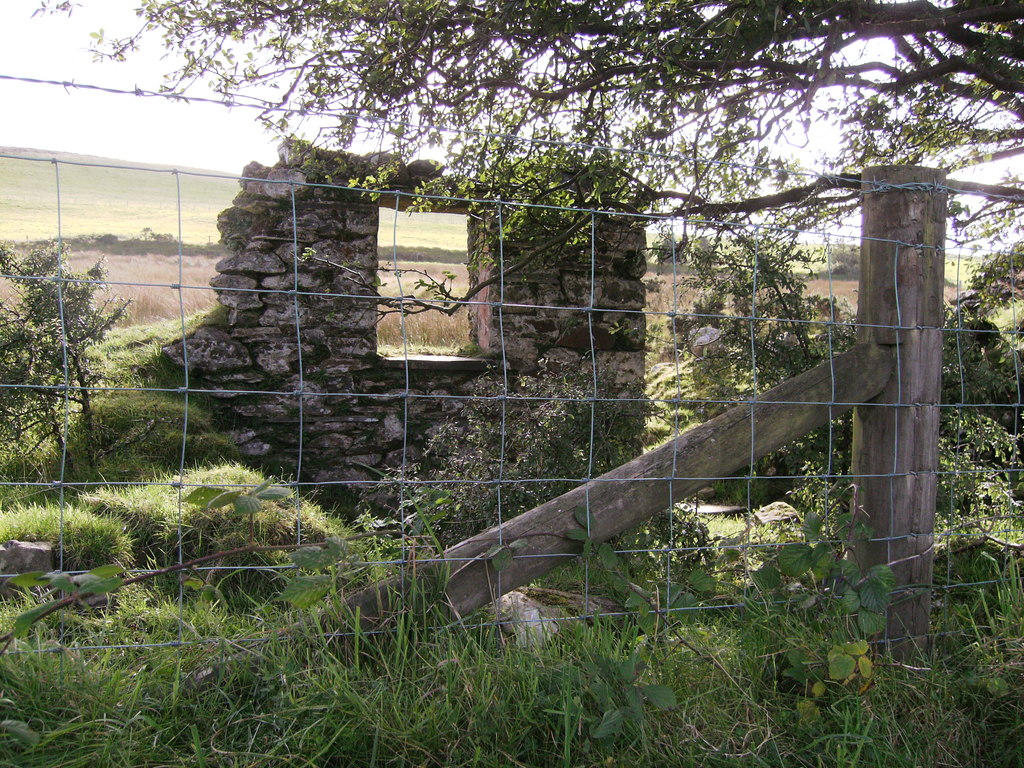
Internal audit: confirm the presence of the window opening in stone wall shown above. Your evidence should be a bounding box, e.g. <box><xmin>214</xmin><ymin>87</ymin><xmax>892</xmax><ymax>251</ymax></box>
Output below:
<box><xmin>375</xmin><ymin>207</ymin><xmax>472</xmax><ymax>357</ymax></box>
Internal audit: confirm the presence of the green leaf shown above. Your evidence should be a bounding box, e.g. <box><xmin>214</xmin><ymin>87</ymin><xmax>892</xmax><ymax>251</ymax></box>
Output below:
<box><xmin>87</xmin><ymin>565</ymin><xmax>122</xmax><ymax>578</ymax></box>
<box><xmin>641</xmin><ymin>684</ymin><xmax>676</xmax><ymax>710</ymax></box>
<box><xmin>182</xmin><ymin>577</ymin><xmax>206</xmax><ymax>590</ymax></box>
<box><xmin>838</xmin><ymin>590</ymin><xmax>861</xmax><ymax>613</ymax></box>
<box><xmin>688</xmin><ymin>570</ymin><xmax>716</xmax><ymax>594</ymax></box>
<box><xmin>832</xmin><ymin>558</ymin><xmax>861</xmax><ymax>585</ymax></box>
<box><xmin>73</xmin><ymin>574</ymin><xmax>123</xmax><ymax>596</ymax></box>
<box><xmin>12</xmin><ymin>601</ymin><xmax>60</xmax><ymax>637</ymax></box>
<box><xmin>857</xmin><ymin>655</ymin><xmax>873</xmax><ymax>679</ymax></box>
<box><xmin>255</xmin><ymin>485</ymin><xmax>293</xmax><ymax>501</ymax></box>
<box><xmin>827</xmin><ymin>649</ymin><xmax>856</xmax><ymax>680</ymax></box>
<box><xmin>842</xmin><ymin>639</ymin><xmax>869</xmax><ymax>656</ymax></box>
<box><xmin>290</xmin><ymin>539</ymin><xmax>347</xmax><ymax>570</ymax></box>
<box><xmin>573</xmin><ymin>506</ymin><xmax>591</xmax><ymax>531</ymax></box>
<box><xmin>45</xmin><ymin>574</ymin><xmax>75</xmax><ymax>594</ymax></box>
<box><xmin>6</xmin><ymin>572</ymin><xmax>49</xmax><ymax>590</ymax></box>
<box><xmin>590</xmin><ymin>707</ymin><xmax>625</xmax><ymax>739</ymax></box>
<box><xmin>290</xmin><ymin>546</ymin><xmax>332</xmax><ymax>571</ymax></box>
<box><xmin>233</xmin><ymin>495</ymin><xmax>263</xmax><ymax>516</ymax></box>
<box><xmin>866</xmin><ymin>564</ymin><xmax>896</xmax><ymax>591</ymax></box>
<box><xmin>802</xmin><ymin>510</ymin><xmax>823</xmax><ymax>539</ymax></box>
<box><xmin>857</xmin><ymin>609</ymin><xmax>886</xmax><ymax>636</ymax></box>
<box><xmin>280</xmin><ymin>575</ymin><xmax>332</xmax><ymax>609</ymax></box>
<box><xmin>597</xmin><ymin>543</ymin><xmax>619</xmax><ymax>571</ymax></box>
<box><xmin>565</xmin><ymin>528</ymin><xmax>589</xmax><ymax>541</ymax></box>
<box><xmin>778</xmin><ymin>543</ymin><xmax>814</xmax><ymax>577</ymax></box>
<box><xmin>810</xmin><ymin>542</ymin><xmax>834</xmax><ymax>579</ymax></box>
<box><xmin>492</xmin><ymin>547</ymin><xmax>513</xmax><ymax>572</ymax></box>
<box><xmin>185</xmin><ymin>487</ymin><xmax>238</xmax><ymax>508</ymax></box>
<box><xmin>668</xmin><ymin>588</ymin><xmax>696</xmax><ymax>610</ymax></box>
<box><xmin>751</xmin><ymin>564</ymin><xmax>780</xmax><ymax>592</ymax></box>
<box><xmin>1</xmin><ymin>719</ymin><xmax>40</xmax><ymax>747</ymax></box>
<box><xmin>857</xmin><ymin>566</ymin><xmax>895</xmax><ymax>613</ymax></box>
<box><xmin>796</xmin><ymin>593</ymin><xmax>817</xmax><ymax>610</ymax></box>
<box><xmin>198</xmin><ymin>585</ymin><xmax>223</xmax><ymax>604</ymax></box>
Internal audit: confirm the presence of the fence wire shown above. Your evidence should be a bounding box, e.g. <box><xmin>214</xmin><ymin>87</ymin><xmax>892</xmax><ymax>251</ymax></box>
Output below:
<box><xmin>0</xmin><ymin>140</ymin><xmax>1021</xmax><ymax>660</ymax></box>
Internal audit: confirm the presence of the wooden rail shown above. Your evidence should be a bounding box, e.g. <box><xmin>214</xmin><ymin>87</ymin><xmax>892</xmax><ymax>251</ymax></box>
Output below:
<box><xmin>344</xmin><ymin>342</ymin><xmax>895</xmax><ymax>623</ymax></box>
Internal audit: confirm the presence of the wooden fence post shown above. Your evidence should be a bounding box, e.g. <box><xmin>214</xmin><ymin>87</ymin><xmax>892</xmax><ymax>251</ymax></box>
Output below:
<box><xmin>852</xmin><ymin>165</ymin><xmax>947</xmax><ymax>656</ymax></box>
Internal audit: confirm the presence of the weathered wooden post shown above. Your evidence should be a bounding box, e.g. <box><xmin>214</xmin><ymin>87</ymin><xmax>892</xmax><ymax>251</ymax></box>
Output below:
<box><xmin>851</xmin><ymin>166</ymin><xmax>947</xmax><ymax>656</ymax></box>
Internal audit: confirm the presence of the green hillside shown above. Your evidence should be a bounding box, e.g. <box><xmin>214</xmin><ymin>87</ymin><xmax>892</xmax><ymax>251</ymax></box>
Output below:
<box><xmin>0</xmin><ymin>147</ymin><xmax>467</xmax><ymax>253</ymax></box>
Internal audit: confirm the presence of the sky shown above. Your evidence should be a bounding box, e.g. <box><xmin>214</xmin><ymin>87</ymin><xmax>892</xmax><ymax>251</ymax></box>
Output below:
<box><xmin>0</xmin><ymin>0</ymin><xmax>281</xmax><ymax>172</ymax></box>
<box><xmin>1</xmin><ymin>1</ymin><xmax>1020</xmax><ymax>186</ymax></box>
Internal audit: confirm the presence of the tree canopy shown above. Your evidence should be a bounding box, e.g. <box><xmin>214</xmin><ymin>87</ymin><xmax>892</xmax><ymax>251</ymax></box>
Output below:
<box><xmin>64</xmin><ymin>0</ymin><xmax>1024</xmax><ymax>235</ymax></box>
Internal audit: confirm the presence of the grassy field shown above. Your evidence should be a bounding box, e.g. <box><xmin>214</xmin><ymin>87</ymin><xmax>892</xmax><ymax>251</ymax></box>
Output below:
<box><xmin>0</xmin><ymin>147</ymin><xmax>469</xmax><ymax>254</ymax></box>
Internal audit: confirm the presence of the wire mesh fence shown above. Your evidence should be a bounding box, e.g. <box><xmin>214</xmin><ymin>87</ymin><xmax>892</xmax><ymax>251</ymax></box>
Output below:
<box><xmin>0</xmin><ymin>139</ymin><xmax>1022</xmax><ymax>664</ymax></box>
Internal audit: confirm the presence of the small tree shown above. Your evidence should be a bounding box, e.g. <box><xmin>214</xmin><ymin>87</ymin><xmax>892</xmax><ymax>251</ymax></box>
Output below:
<box><xmin>0</xmin><ymin>242</ymin><xmax>127</xmax><ymax>463</ymax></box>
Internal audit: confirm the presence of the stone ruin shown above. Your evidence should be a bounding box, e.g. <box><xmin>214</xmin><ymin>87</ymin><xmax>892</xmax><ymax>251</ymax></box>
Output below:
<box><xmin>165</xmin><ymin>145</ymin><xmax>648</xmax><ymax>489</ymax></box>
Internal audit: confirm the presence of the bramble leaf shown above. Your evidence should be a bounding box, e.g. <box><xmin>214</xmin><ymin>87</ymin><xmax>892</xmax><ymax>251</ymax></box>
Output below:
<box><xmin>233</xmin><ymin>495</ymin><xmax>263</xmax><ymax>516</ymax></box>
<box><xmin>827</xmin><ymin>649</ymin><xmax>856</xmax><ymax>680</ymax></box>
<box><xmin>7</xmin><ymin>572</ymin><xmax>48</xmax><ymax>590</ymax></box>
<box><xmin>641</xmin><ymin>684</ymin><xmax>676</xmax><ymax>710</ymax></box>
<box><xmin>12</xmin><ymin>602</ymin><xmax>60</xmax><ymax>637</ymax></box>
<box><xmin>751</xmin><ymin>564</ymin><xmax>781</xmax><ymax>592</ymax></box>
<box><xmin>280</xmin><ymin>575</ymin><xmax>332</xmax><ymax>609</ymax></box>
<box><xmin>857</xmin><ymin>565</ymin><xmax>895</xmax><ymax>613</ymax></box>
<box><xmin>291</xmin><ymin>538</ymin><xmax>348</xmax><ymax>570</ymax></box>
<box><xmin>255</xmin><ymin>485</ymin><xmax>293</xmax><ymax>501</ymax></box>
<box><xmin>688</xmin><ymin>570</ymin><xmax>716</xmax><ymax>594</ymax></box>
<box><xmin>492</xmin><ymin>547</ymin><xmax>513</xmax><ymax>572</ymax></box>
<box><xmin>778</xmin><ymin>543</ymin><xmax>813</xmax><ymax>577</ymax></box>
<box><xmin>573</xmin><ymin>506</ymin><xmax>591</xmax><ymax>531</ymax></box>
<box><xmin>185</xmin><ymin>487</ymin><xmax>238</xmax><ymax>508</ymax></box>
<box><xmin>597</xmin><ymin>543</ymin><xmax>619</xmax><ymax>571</ymax></box>
<box><xmin>590</xmin><ymin>707</ymin><xmax>625</xmax><ymax>739</ymax></box>
<box><xmin>857</xmin><ymin>609</ymin><xmax>886</xmax><ymax>636</ymax></box>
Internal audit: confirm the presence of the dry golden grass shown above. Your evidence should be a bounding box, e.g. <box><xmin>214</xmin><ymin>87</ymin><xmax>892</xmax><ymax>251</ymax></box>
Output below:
<box><xmin>69</xmin><ymin>251</ymin><xmax>222</xmax><ymax>326</ymax></box>
<box><xmin>9</xmin><ymin>252</ymin><xmax>956</xmax><ymax>357</ymax></box>
<box><xmin>375</xmin><ymin>261</ymin><xmax>473</xmax><ymax>353</ymax></box>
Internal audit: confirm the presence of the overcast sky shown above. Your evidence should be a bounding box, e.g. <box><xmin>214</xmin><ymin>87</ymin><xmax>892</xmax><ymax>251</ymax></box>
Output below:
<box><xmin>0</xmin><ymin>0</ymin><xmax>280</xmax><ymax>172</ymax></box>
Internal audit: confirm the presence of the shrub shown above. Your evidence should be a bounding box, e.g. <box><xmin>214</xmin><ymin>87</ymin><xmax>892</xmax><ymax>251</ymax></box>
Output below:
<box><xmin>0</xmin><ymin>242</ymin><xmax>127</xmax><ymax>464</ymax></box>
<box><xmin>375</xmin><ymin>368</ymin><xmax>650</xmax><ymax>546</ymax></box>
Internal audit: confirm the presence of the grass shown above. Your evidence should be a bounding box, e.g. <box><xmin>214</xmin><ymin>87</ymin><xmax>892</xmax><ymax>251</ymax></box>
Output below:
<box><xmin>2</xmin><ymin>584</ymin><xmax>1024</xmax><ymax>767</ymax></box>
<box><xmin>0</xmin><ymin>504</ymin><xmax>133</xmax><ymax>571</ymax></box>
<box><xmin>0</xmin><ymin>324</ymin><xmax>1021</xmax><ymax>766</ymax></box>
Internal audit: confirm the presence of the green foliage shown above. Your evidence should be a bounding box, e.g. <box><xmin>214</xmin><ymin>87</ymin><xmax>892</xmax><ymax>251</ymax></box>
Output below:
<box><xmin>378</xmin><ymin>369</ymin><xmax>649</xmax><ymax>546</ymax></box>
<box><xmin>103</xmin><ymin>0</ymin><xmax>1024</xmax><ymax>225</ymax></box>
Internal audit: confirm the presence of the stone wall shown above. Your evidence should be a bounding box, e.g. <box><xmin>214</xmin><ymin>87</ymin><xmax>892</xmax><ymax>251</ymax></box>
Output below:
<box><xmin>467</xmin><ymin>215</ymin><xmax>648</xmax><ymax>397</ymax></box>
<box><xmin>165</xmin><ymin>146</ymin><xmax>649</xmax><ymax>490</ymax></box>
